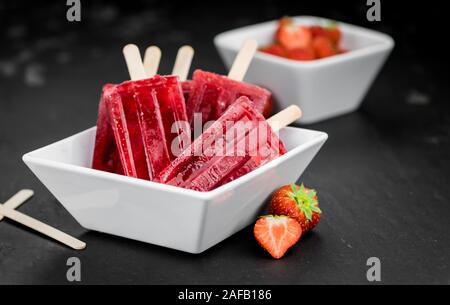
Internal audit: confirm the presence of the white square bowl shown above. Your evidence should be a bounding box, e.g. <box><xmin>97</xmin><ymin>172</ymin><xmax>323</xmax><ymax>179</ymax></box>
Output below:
<box><xmin>22</xmin><ymin>126</ymin><xmax>327</xmax><ymax>253</ymax></box>
<box><xmin>214</xmin><ymin>16</ymin><xmax>395</xmax><ymax>124</ymax></box>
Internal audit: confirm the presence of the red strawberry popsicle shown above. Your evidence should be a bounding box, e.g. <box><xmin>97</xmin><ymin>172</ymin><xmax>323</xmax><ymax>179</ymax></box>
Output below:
<box><xmin>92</xmin><ymin>81</ymin><xmax>168</xmax><ymax>180</ymax></box>
<box><xmin>187</xmin><ymin>70</ymin><xmax>272</xmax><ymax>125</ymax></box>
<box><xmin>186</xmin><ymin>40</ymin><xmax>273</xmax><ymax>127</ymax></box>
<box><xmin>157</xmin><ymin>96</ymin><xmax>301</xmax><ymax>192</ymax></box>
<box><xmin>144</xmin><ymin>45</ymin><xmax>194</xmax><ymax>104</ymax></box>
<box><xmin>92</xmin><ymin>45</ymin><xmax>189</xmax><ymax>180</ymax></box>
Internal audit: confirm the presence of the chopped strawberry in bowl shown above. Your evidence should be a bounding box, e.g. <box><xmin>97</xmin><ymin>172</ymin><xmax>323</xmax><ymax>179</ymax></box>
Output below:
<box><xmin>276</xmin><ymin>18</ymin><xmax>312</xmax><ymax>51</ymax></box>
<box><xmin>259</xmin><ymin>17</ymin><xmax>345</xmax><ymax>61</ymax></box>
<box><xmin>214</xmin><ymin>16</ymin><xmax>395</xmax><ymax>123</ymax></box>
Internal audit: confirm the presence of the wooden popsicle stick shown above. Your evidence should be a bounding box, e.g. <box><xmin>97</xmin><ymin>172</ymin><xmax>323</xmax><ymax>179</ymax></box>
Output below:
<box><xmin>267</xmin><ymin>105</ymin><xmax>302</xmax><ymax>132</ymax></box>
<box><xmin>123</xmin><ymin>44</ymin><xmax>147</xmax><ymax>81</ymax></box>
<box><xmin>0</xmin><ymin>203</ymin><xmax>86</xmax><ymax>250</ymax></box>
<box><xmin>172</xmin><ymin>45</ymin><xmax>194</xmax><ymax>81</ymax></box>
<box><xmin>227</xmin><ymin>39</ymin><xmax>258</xmax><ymax>81</ymax></box>
<box><xmin>143</xmin><ymin>46</ymin><xmax>161</xmax><ymax>78</ymax></box>
<box><xmin>0</xmin><ymin>189</ymin><xmax>34</xmax><ymax>221</ymax></box>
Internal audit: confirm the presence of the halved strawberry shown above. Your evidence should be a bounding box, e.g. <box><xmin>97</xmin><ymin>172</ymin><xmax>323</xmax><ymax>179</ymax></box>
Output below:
<box><xmin>254</xmin><ymin>215</ymin><xmax>302</xmax><ymax>259</ymax></box>
<box><xmin>260</xmin><ymin>44</ymin><xmax>286</xmax><ymax>57</ymax></box>
<box><xmin>287</xmin><ymin>47</ymin><xmax>316</xmax><ymax>61</ymax></box>
<box><xmin>325</xmin><ymin>27</ymin><xmax>342</xmax><ymax>44</ymax></box>
<box><xmin>276</xmin><ymin>17</ymin><xmax>312</xmax><ymax>50</ymax></box>
<box><xmin>274</xmin><ymin>17</ymin><xmax>292</xmax><ymax>40</ymax></box>
<box><xmin>312</xmin><ymin>36</ymin><xmax>337</xmax><ymax>59</ymax></box>
<box><xmin>269</xmin><ymin>184</ymin><xmax>322</xmax><ymax>232</ymax></box>
<box><xmin>310</xmin><ymin>26</ymin><xmax>327</xmax><ymax>38</ymax></box>
<box><xmin>311</xmin><ymin>25</ymin><xmax>342</xmax><ymax>44</ymax></box>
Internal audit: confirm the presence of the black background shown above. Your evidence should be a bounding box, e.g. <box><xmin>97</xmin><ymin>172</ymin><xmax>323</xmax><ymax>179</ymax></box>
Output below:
<box><xmin>0</xmin><ymin>0</ymin><xmax>449</xmax><ymax>284</ymax></box>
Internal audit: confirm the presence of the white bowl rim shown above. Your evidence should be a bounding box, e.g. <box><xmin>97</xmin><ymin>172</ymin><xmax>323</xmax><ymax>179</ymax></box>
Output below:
<box><xmin>214</xmin><ymin>15</ymin><xmax>395</xmax><ymax>69</ymax></box>
<box><xmin>23</xmin><ymin>126</ymin><xmax>328</xmax><ymax>201</ymax></box>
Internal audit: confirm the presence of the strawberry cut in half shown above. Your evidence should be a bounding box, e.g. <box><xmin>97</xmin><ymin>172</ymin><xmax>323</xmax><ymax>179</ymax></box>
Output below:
<box><xmin>287</xmin><ymin>47</ymin><xmax>316</xmax><ymax>61</ymax></box>
<box><xmin>260</xmin><ymin>44</ymin><xmax>286</xmax><ymax>57</ymax></box>
<box><xmin>275</xmin><ymin>17</ymin><xmax>312</xmax><ymax>51</ymax></box>
<box><xmin>312</xmin><ymin>36</ymin><xmax>337</xmax><ymax>59</ymax></box>
<box><xmin>310</xmin><ymin>25</ymin><xmax>342</xmax><ymax>45</ymax></box>
<box><xmin>254</xmin><ymin>215</ymin><xmax>302</xmax><ymax>259</ymax></box>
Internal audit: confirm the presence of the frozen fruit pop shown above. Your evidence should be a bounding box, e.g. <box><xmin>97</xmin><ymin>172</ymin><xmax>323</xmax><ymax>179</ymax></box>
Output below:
<box><xmin>187</xmin><ymin>69</ymin><xmax>272</xmax><ymax>126</ymax></box>
<box><xmin>92</xmin><ymin>45</ymin><xmax>189</xmax><ymax>180</ymax></box>
<box><xmin>92</xmin><ymin>78</ymin><xmax>170</xmax><ymax>180</ymax></box>
<box><xmin>92</xmin><ymin>45</ymin><xmax>162</xmax><ymax>179</ymax></box>
<box><xmin>93</xmin><ymin>82</ymin><xmax>150</xmax><ymax>178</ymax></box>
<box><xmin>186</xmin><ymin>40</ymin><xmax>272</xmax><ymax>126</ymax></box>
<box><xmin>145</xmin><ymin>45</ymin><xmax>193</xmax><ymax>159</ymax></box>
<box><xmin>140</xmin><ymin>75</ymin><xmax>191</xmax><ymax>169</ymax></box>
<box><xmin>181</xmin><ymin>80</ymin><xmax>192</xmax><ymax>102</ymax></box>
<box><xmin>157</xmin><ymin>96</ymin><xmax>301</xmax><ymax>192</ymax></box>
<box><xmin>91</xmin><ymin>85</ymin><xmax>126</xmax><ymax>176</ymax></box>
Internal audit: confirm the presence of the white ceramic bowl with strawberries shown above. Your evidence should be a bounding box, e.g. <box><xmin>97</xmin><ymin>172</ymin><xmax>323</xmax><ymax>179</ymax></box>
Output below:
<box><xmin>23</xmin><ymin>126</ymin><xmax>327</xmax><ymax>253</ymax></box>
<box><xmin>214</xmin><ymin>16</ymin><xmax>395</xmax><ymax>123</ymax></box>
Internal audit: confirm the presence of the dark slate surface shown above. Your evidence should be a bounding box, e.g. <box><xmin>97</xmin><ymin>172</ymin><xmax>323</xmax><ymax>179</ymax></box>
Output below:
<box><xmin>0</xmin><ymin>0</ymin><xmax>448</xmax><ymax>284</ymax></box>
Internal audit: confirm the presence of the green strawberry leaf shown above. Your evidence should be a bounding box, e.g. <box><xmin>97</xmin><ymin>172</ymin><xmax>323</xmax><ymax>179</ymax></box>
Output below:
<box><xmin>287</xmin><ymin>183</ymin><xmax>321</xmax><ymax>221</ymax></box>
<box><xmin>287</xmin><ymin>193</ymin><xmax>296</xmax><ymax>201</ymax></box>
<box><xmin>311</xmin><ymin>205</ymin><xmax>322</xmax><ymax>214</ymax></box>
<box><xmin>304</xmin><ymin>209</ymin><xmax>312</xmax><ymax>221</ymax></box>
<box><xmin>300</xmin><ymin>183</ymin><xmax>305</xmax><ymax>193</ymax></box>
<box><xmin>291</xmin><ymin>183</ymin><xmax>298</xmax><ymax>194</ymax></box>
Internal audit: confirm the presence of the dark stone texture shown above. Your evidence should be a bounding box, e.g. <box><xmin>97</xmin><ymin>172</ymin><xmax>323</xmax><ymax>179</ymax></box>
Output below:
<box><xmin>0</xmin><ymin>0</ymin><xmax>448</xmax><ymax>284</ymax></box>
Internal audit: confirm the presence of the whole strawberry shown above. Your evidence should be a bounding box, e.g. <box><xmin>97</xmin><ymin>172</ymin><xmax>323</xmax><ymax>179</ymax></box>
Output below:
<box><xmin>269</xmin><ymin>184</ymin><xmax>322</xmax><ymax>232</ymax></box>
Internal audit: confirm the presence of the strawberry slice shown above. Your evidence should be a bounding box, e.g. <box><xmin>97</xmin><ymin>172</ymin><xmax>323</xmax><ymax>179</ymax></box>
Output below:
<box><xmin>310</xmin><ymin>26</ymin><xmax>326</xmax><ymax>38</ymax></box>
<box><xmin>312</xmin><ymin>36</ymin><xmax>337</xmax><ymax>59</ymax></box>
<box><xmin>260</xmin><ymin>44</ymin><xmax>286</xmax><ymax>57</ymax></box>
<box><xmin>254</xmin><ymin>215</ymin><xmax>302</xmax><ymax>259</ymax></box>
<box><xmin>287</xmin><ymin>47</ymin><xmax>316</xmax><ymax>61</ymax></box>
<box><xmin>276</xmin><ymin>17</ymin><xmax>312</xmax><ymax>50</ymax></box>
<box><xmin>311</xmin><ymin>25</ymin><xmax>342</xmax><ymax>45</ymax></box>
<box><xmin>325</xmin><ymin>27</ymin><xmax>342</xmax><ymax>44</ymax></box>
<box><xmin>274</xmin><ymin>17</ymin><xmax>292</xmax><ymax>40</ymax></box>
